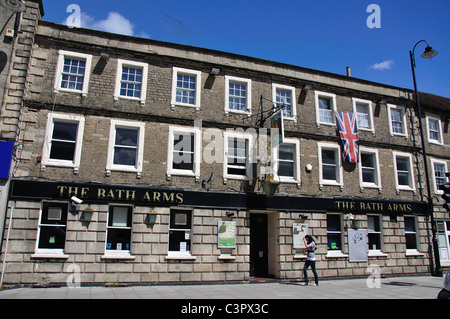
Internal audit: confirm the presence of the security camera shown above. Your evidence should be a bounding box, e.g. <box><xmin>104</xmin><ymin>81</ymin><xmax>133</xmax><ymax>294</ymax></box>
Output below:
<box><xmin>71</xmin><ymin>196</ymin><xmax>83</xmax><ymax>204</ymax></box>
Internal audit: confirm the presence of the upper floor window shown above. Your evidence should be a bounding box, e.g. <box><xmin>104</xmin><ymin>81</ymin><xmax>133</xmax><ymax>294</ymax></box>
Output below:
<box><xmin>171</xmin><ymin>67</ymin><xmax>202</xmax><ymax>109</ymax></box>
<box><xmin>393</xmin><ymin>152</ymin><xmax>415</xmax><ymax>191</ymax></box>
<box><xmin>426</xmin><ymin>114</ymin><xmax>443</xmax><ymax>145</ymax></box>
<box><xmin>41</xmin><ymin>113</ymin><xmax>85</xmax><ymax>173</ymax></box>
<box><xmin>167</xmin><ymin>126</ymin><xmax>201</xmax><ymax>180</ymax></box>
<box><xmin>54</xmin><ymin>50</ymin><xmax>92</xmax><ymax>96</ymax></box>
<box><xmin>318</xmin><ymin>142</ymin><xmax>343</xmax><ymax>187</ymax></box>
<box><xmin>225</xmin><ymin>76</ymin><xmax>252</xmax><ymax>115</ymax></box>
<box><xmin>272</xmin><ymin>84</ymin><xmax>297</xmax><ymax>121</ymax></box>
<box><xmin>359</xmin><ymin>147</ymin><xmax>381</xmax><ymax>189</ymax></box>
<box><xmin>272</xmin><ymin>138</ymin><xmax>300</xmax><ymax>184</ymax></box>
<box><xmin>106</xmin><ymin>119</ymin><xmax>145</xmax><ymax>177</ymax></box>
<box><xmin>431</xmin><ymin>158</ymin><xmax>448</xmax><ymax>194</ymax></box>
<box><xmin>352</xmin><ymin>98</ymin><xmax>374</xmax><ymax>132</ymax></box>
<box><xmin>114</xmin><ymin>59</ymin><xmax>148</xmax><ymax>105</ymax></box>
<box><xmin>223</xmin><ymin>131</ymin><xmax>254</xmax><ymax>182</ymax></box>
<box><xmin>314</xmin><ymin>91</ymin><xmax>337</xmax><ymax>125</ymax></box>
<box><xmin>387</xmin><ymin>104</ymin><xmax>407</xmax><ymax>137</ymax></box>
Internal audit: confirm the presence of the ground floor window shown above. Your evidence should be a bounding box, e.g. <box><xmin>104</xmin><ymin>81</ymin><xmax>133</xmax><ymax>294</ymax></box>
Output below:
<box><xmin>169</xmin><ymin>209</ymin><xmax>192</xmax><ymax>255</ymax></box>
<box><xmin>368</xmin><ymin>215</ymin><xmax>382</xmax><ymax>251</ymax></box>
<box><xmin>36</xmin><ymin>202</ymin><xmax>68</xmax><ymax>254</ymax></box>
<box><xmin>106</xmin><ymin>206</ymin><xmax>133</xmax><ymax>254</ymax></box>
<box><xmin>404</xmin><ymin>216</ymin><xmax>418</xmax><ymax>252</ymax></box>
<box><xmin>327</xmin><ymin>214</ymin><xmax>342</xmax><ymax>252</ymax></box>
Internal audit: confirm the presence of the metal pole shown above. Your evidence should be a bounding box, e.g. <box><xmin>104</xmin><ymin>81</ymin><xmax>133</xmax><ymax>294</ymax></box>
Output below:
<box><xmin>410</xmin><ymin>49</ymin><xmax>443</xmax><ymax>277</ymax></box>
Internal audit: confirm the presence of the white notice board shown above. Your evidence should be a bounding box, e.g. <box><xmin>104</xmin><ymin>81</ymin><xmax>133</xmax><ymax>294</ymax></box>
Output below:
<box><xmin>292</xmin><ymin>223</ymin><xmax>308</xmax><ymax>249</ymax></box>
<box><xmin>348</xmin><ymin>229</ymin><xmax>368</xmax><ymax>262</ymax></box>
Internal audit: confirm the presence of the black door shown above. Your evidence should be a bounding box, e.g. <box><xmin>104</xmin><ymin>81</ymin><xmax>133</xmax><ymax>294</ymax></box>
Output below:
<box><xmin>250</xmin><ymin>213</ymin><xmax>269</xmax><ymax>277</ymax></box>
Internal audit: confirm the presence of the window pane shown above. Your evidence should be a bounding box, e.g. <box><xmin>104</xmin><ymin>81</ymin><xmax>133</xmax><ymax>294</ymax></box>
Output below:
<box><xmin>115</xmin><ymin>128</ymin><xmax>138</xmax><ymax>147</ymax></box>
<box><xmin>404</xmin><ymin>217</ymin><xmax>416</xmax><ymax>232</ymax></box>
<box><xmin>53</xmin><ymin>122</ymin><xmax>78</xmax><ymax>141</ymax></box>
<box><xmin>38</xmin><ymin>226</ymin><xmax>67</xmax><ymax>250</ymax></box>
<box><xmin>323</xmin><ymin>165</ymin><xmax>336</xmax><ymax>181</ymax></box>
<box><xmin>229</xmin><ymin>82</ymin><xmax>247</xmax><ymax>111</ymax></box>
<box><xmin>113</xmin><ymin>148</ymin><xmax>137</xmax><ymax>166</ymax></box>
<box><xmin>50</xmin><ymin>141</ymin><xmax>76</xmax><ymax>161</ymax></box>
<box><xmin>279</xmin><ymin>161</ymin><xmax>294</xmax><ymax>177</ymax></box>
<box><xmin>173</xmin><ymin>133</ymin><xmax>194</xmax><ymax>171</ymax></box>
<box><xmin>405</xmin><ymin>234</ymin><xmax>417</xmax><ymax>250</ymax></box>
<box><xmin>322</xmin><ymin>150</ymin><xmax>336</xmax><ymax>164</ymax></box>
<box><xmin>369</xmin><ymin>233</ymin><xmax>381</xmax><ymax>250</ymax></box>
<box><xmin>327</xmin><ymin>215</ymin><xmax>341</xmax><ymax>231</ymax></box>
<box><xmin>279</xmin><ymin>145</ymin><xmax>294</xmax><ymax>161</ymax></box>
<box><xmin>356</xmin><ymin>103</ymin><xmax>370</xmax><ymax>128</ymax></box>
<box><xmin>106</xmin><ymin>228</ymin><xmax>131</xmax><ymax>251</ymax></box>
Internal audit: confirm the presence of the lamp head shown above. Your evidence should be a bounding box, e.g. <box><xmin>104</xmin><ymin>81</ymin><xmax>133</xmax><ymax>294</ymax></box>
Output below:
<box><xmin>421</xmin><ymin>46</ymin><xmax>438</xmax><ymax>60</ymax></box>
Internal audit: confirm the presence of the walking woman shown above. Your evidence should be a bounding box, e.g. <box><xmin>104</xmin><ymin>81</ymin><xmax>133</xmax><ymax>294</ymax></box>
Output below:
<box><xmin>301</xmin><ymin>235</ymin><xmax>319</xmax><ymax>286</ymax></box>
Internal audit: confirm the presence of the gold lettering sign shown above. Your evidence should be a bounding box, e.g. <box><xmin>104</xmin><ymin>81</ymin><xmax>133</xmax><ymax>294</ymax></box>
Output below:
<box><xmin>336</xmin><ymin>200</ymin><xmax>412</xmax><ymax>213</ymax></box>
<box><xmin>57</xmin><ymin>185</ymin><xmax>184</xmax><ymax>204</ymax></box>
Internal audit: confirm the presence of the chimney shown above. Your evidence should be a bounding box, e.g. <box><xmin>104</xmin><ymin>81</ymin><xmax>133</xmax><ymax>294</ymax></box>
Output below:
<box><xmin>346</xmin><ymin>67</ymin><xmax>351</xmax><ymax>77</ymax></box>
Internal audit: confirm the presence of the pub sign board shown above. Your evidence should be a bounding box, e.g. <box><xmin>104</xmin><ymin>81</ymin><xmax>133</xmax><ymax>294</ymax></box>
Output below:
<box><xmin>9</xmin><ymin>179</ymin><xmax>428</xmax><ymax>215</ymax></box>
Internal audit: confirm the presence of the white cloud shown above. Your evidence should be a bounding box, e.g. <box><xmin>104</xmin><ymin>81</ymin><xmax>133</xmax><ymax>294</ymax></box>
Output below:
<box><xmin>370</xmin><ymin>60</ymin><xmax>394</xmax><ymax>71</ymax></box>
<box><xmin>80</xmin><ymin>12</ymin><xmax>135</xmax><ymax>36</ymax></box>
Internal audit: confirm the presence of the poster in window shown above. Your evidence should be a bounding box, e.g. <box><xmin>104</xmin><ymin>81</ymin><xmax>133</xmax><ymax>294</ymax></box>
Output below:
<box><xmin>348</xmin><ymin>229</ymin><xmax>368</xmax><ymax>262</ymax></box>
<box><xmin>217</xmin><ymin>221</ymin><xmax>236</xmax><ymax>248</ymax></box>
<box><xmin>293</xmin><ymin>223</ymin><xmax>308</xmax><ymax>249</ymax></box>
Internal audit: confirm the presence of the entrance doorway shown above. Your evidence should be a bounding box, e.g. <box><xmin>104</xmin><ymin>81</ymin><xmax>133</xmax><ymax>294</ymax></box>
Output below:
<box><xmin>250</xmin><ymin>213</ymin><xmax>269</xmax><ymax>278</ymax></box>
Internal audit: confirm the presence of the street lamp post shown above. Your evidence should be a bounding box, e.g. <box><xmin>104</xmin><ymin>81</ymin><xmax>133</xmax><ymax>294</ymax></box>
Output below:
<box><xmin>409</xmin><ymin>40</ymin><xmax>443</xmax><ymax>277</ymax></box>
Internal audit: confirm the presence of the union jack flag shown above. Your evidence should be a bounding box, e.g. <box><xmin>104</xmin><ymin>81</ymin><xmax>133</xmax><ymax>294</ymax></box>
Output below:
<box><xmin>335</xmin><ymin>111</ymin><xmax>359</xmax><ymax>163</ymax></box>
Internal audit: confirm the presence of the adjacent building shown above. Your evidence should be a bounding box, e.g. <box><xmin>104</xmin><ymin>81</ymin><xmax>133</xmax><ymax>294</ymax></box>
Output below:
<box><xmin>0</xmin><ymin>1</ymin><xmax>449</xmax><ymax>287</ymax></box>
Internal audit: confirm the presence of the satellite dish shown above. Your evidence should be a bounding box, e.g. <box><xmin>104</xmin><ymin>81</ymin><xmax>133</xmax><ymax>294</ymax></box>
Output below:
<box><xmin>0</xmin><ymin>0</ymin><xmax>27</xmax><ymax>13</ymax></box>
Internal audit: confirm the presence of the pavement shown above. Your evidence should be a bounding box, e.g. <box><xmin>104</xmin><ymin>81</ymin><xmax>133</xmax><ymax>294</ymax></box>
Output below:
<box><xmin>0</xmin><ymin>275</ymin><xmax>445</xmax><ymax>300</ymax></box>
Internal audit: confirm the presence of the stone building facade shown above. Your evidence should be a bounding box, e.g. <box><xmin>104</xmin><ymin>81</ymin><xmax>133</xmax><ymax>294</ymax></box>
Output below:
<box><xmin>0</xmin><ymin>0</ymin><xmax>44</xmax><ymax>261</ymax></box>
<box><xmin>0</xmin><ymin>7</ymin><xmax>449</xmax><ymax>286</ymax></box>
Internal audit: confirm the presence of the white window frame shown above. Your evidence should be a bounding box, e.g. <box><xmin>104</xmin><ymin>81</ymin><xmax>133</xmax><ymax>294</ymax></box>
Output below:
<box><xmin>426</xmin><ymin>114</ymin><xmax>444</xmax><ymax>145</ymax></box>
<box><xmin>105</xmin><ymin>205</ymin><xmax>133</xmax><ymax>256</ymax></box>
<box><xmin>106</xmin><ymin>119</ymin><xmax>145</xmax><ymax>177</ymax></box>
<box><xmin>167</xmin><ymin>208</ymin><xmax>194</xmax><ymax>258</ymax></box>
<box><xmin>358</xmin><ymin>147</ymin><xmax>381</xmax><ymax>189</ymax></box>
<box><xmin>41</xmin><ymin>113</ymin><xmax>85</xmax><ymax>173</ymax></box>
<box><xmin>367</xmin><ymin>215</ymin><xmax>384</xmax><ymax>254</ymax></box>
<box><xmin>387</xmin><ymin>104</ymin><xmax>408</xmax><ymax>137</ymax></box>
<box><xmin>223</xmin><ymin>131</ymin><xmax>254</xmax><ymax>182</ymax></box>
<box><xmin>272</xmin><ymin>83</ymin><xmax>297</xmax><ymax>122</ymax></box>
<box><xmin>225</xmin><ymin>76</ymin><xmax>252</xmax><ymax>115</ymax></box>
<box><xmin>114</xmin><ymin>59</ymin><xmax>148</xmax><ymax>106</ymax></box>
<box><xmin>393</xmin><ymin>151</ymin><xmax>416</xmax><ymax>192</ymax></box>
<box><xmin>167</xmin><ymin>126</ymin><xmax>201</xmax><ymax>180</ymax></box>
<box><xmin>314</xmin><ymin>91</ymin><xmax>337</xmax><ymax>126</ymax></box>
<box><xmin>272</xmin><ymin>138</ymin><xmax>301</xmax><ymax>185</ymax></box>
<box><xmin>404</xmin><ymin>216</ymin><xmax>420</xmax><ymax>254</ymax></box>
<box><xmin>352</xmin><ymin>98</ymin><xmax>374</xmax><ymax>133</ymax></box>
<box><xmin>431</xmin><ymin>158</ymin><xmax>448</xmax><ymax>194</ymax></box>
<box><xmin>326</xmin><ymin>213</ymin><xmax>344</xmax><ymax>256</ymax></box>
<box><xmin>318</xmin><ymin>142</ymin><xmax>343</xmax><ymax>187</ymax></box>
<box><xmin>54</xmin><ymin>50</ymin><xmax>92</xmax><ymax>97</ymax></box>
<box><xmin>171</xmin><ymin>67</ymin><xmax>202</xmax><ymax>110</ymax></box>
<box><xmin>35</xmin><ymin>202</ymin><xmax>69</xmax><ymax>256</ymax></box>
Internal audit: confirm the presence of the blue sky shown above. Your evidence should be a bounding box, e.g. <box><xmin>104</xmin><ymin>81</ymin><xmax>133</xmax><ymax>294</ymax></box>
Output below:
<box><xmin>43</xmin><ymin>0</ymin><xmax>450</xmax><ymax>98</ymax></box>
